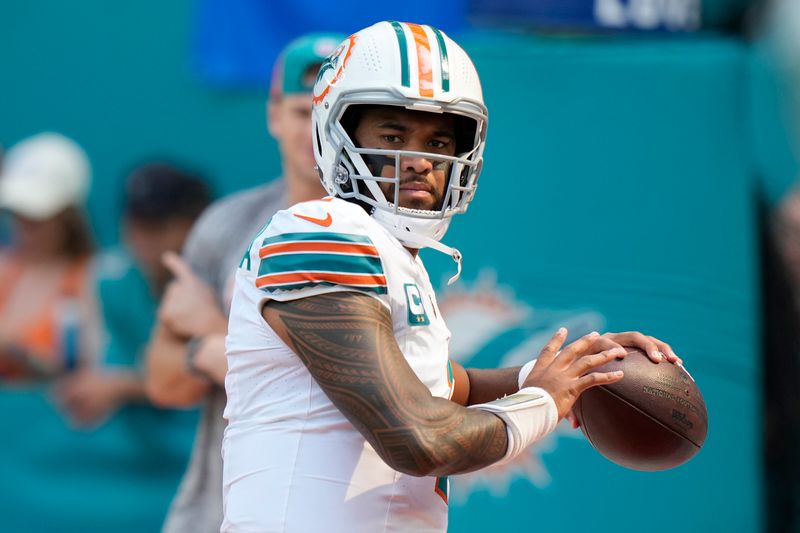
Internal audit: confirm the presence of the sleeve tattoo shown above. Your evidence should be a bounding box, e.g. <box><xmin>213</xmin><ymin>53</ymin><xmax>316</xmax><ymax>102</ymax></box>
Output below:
<box><xmin>262</xmin><ymin>292</ymin><xmax>509</xmax><ymax>477</ymax></box>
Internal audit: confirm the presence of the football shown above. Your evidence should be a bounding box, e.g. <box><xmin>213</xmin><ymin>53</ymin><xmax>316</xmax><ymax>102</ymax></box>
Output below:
<box><xmin>572</xmin><ymin>347</ymin><xmax>708</xmax><ymax>471</ymax></box>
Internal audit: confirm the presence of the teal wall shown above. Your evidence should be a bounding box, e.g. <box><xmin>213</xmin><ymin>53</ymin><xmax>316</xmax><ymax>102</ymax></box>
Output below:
<box><xmin>2</xmin><ymin>2</ymin><xmax>790</xmax><ymax>532</ymax></box>
<box><xmin>429</xmin><ymin>33</ymin><xmax>763</xmax><ymax>532</ymax></box>
<box><xmin>0</xmin><ymin>0</ymin><xmax>282</xmax><ymax>245</ymax></box>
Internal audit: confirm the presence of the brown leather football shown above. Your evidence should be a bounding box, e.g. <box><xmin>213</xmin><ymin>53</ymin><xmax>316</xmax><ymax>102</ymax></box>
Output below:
<box><xmin>572</xmin><ymin>347</ymin><xmax>708</xmax><ymax>471</ymax></box>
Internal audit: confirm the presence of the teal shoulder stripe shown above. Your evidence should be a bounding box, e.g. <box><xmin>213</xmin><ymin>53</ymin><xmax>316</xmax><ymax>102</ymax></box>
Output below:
<box><xmin>262</xmin><ymin>232</ymin><xmax>374</xmax><ymax>246</ymax></box>
<box><xmin>389</xmin><ymin>21</ymin><xmax>411</xmax><ymax>88</ymax></box>
<box><xmin>431</xmin><ymin>27</ymin><xmax>450</xmax><ymax>92</ymax></box>
<box><xmin>260</xmin><ymin>280</ymin><xmax>387</xmax><ymax>295</ymax></box>
<box><xmin>258</xmin><ymin>253</ymin><xmax>383</xmax><ymax>278</ymax></box>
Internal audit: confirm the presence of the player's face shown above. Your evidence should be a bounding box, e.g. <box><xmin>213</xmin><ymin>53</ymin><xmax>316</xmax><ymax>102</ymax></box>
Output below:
<box><xmin>353</xmin><ymin>107</ymin><xmax>456</xmax><ymax>211</ymax></box>
<box><xmin>269</xmin><ymin>93</ymin><xmax>317</xmax><ymax>185</ymax></box>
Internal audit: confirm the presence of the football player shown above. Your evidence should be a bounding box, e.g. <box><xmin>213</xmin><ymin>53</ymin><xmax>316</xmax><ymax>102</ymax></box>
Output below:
<box><xmin>222</xmin><ymin>21</ymin><xmax>679</xmax><ymax>532</ymax></box>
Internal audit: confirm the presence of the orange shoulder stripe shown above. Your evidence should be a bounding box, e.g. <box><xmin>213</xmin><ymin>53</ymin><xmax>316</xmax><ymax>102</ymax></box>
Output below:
<box><xmin>259</xmin><ymin>241</ymin><xmax>380</xmax><ymax>258</ymax></box>
<box><xmin>256</xmin><ymin>271</ymin><xmax>387</xmax><ymax>288</ymax></box>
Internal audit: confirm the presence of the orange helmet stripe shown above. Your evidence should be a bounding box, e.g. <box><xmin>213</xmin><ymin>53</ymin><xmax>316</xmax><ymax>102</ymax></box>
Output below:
<box><xmin>406</xmin><ymin>23</ymin><xmax>434</xmax><ymax>98</ymax></box>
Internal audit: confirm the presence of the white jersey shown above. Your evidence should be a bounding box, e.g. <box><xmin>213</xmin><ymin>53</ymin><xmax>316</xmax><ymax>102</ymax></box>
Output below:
<box><xmin>222</xmin><ymin>197</ymin><xmax>455</xmax><ymax>533</ymax></box>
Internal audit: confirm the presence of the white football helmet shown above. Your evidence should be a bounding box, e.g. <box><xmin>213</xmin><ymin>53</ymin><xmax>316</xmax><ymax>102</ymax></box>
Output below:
<box><xmin>312</xmin><ymin>21</ymin><xmax>488</xmax><ymax>255</ymax></box>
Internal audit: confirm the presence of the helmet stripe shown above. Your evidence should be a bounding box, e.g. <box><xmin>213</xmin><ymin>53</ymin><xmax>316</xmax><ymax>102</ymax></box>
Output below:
<box><xmin>431</xmin><ymin>27</ymin><xmax>450</xmax><ymax>92</ymax></box>
<box><xmin>389</xmin><ymin>21</ymin><xmax>411</xmax><ymax>88</ymax></box>
<box><xmin>406</xmin><ymin>23</ymin><xmax>434</xmax><ymax>98</ymax></box>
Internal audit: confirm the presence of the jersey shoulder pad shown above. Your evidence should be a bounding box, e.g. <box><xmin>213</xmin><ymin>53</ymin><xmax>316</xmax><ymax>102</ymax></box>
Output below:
<box><xmin>254</xmin><ymin>199</ymin><xmax>386</xmax><ymax>296</ymax></box>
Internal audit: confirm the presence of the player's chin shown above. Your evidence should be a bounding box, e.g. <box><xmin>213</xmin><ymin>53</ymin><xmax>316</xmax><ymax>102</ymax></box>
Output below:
<box><xmin>397</xmin><ymin>191</ymin><xmax>438</xmax><ymax>211</ymax></box>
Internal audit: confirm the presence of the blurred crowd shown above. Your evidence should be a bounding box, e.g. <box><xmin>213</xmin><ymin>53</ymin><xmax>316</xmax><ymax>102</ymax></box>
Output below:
<box><xmin>0</xmin><ymin>32</ymin><xmax>342</xmax><ymax>533</ymax></box>
<box><xmin>0</xmin><ymin>133</ymin><xmax>212</xmax><ymax>529</ymax></box>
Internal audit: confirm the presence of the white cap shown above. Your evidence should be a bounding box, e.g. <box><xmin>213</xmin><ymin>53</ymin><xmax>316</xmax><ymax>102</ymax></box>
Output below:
<box><xmin>0</xmin><ymin>133</ymin><xmax>91</xmax><ymax>220</ymax></box>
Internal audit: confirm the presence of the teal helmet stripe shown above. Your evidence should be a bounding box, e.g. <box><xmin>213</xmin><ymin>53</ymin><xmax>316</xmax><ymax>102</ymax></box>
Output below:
<box><xmin>430</xmin><ymin>27</ymin><xmax>450</xmax><ymax>92</ymax></box>
<box><xmin>389</xmin><ymin>21</ymin><xmax>411</xmax><ymax>88</ymax></box>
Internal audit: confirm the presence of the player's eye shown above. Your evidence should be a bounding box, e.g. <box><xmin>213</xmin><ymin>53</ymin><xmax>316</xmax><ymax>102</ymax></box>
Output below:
<box><xmin>382</xmin><ymin>135</ymin><xmax>403</xmax><ymax>144</ymax></box>
<box><xmin>429</xmin><ymin>139</ymin><xmax>450</xmax><ymax>149</ymax></box>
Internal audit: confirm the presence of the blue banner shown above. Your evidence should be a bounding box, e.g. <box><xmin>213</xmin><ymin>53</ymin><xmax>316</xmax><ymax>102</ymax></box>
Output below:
<box><xmin>469</xmin><ymin>0</ymin><xmax>701</xmax><ymax>32</ymax></box>
<box><xmin>193</xmin><ymin>0</ymin><xmax>466</xmax><ymax>87</ymax></box>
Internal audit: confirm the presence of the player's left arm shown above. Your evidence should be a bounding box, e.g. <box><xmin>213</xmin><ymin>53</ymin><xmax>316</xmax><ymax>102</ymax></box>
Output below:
<box><xmin>449</xmin><ymin>361</ymin><xmax>520</xmax><ymax>406</ymax></box>
<box><xmin>450</xmin><ymin>331</ymin><xmax>681</xmax><ymax>406</ymax></box>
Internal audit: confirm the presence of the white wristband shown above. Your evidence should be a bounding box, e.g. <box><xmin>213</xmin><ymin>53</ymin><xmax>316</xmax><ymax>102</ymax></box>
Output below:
<box><xmin>469</xmin><ymin>386</ymin><xmax>558</xmax><ymax>465</ymax></box>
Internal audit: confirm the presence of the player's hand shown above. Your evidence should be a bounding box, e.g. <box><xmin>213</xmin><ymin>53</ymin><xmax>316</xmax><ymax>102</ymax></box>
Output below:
<box><xmin>159</xmin><ymin>251</ymin><xmax>227</xmax><ymax>339</ymax></box>
<box><xmin>521</xmin><ymin>328</ymin><xmax>626</xmax><ymax>420</ymax></box>
<box><xmin>590</xmin><ymin>331</ymin><xmax>681</xmax><ymax>365</ymax></box>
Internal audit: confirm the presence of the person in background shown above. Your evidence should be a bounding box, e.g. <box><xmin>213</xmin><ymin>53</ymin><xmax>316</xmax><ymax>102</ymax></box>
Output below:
<box><xmin>55</xmin><ymin>162</ymin><xmax>212</xmax><ymax>427</ymax></box>
<box><xmin>755</xmin><ymin>2</ymin><xmax>800</xmax><ymax>529</ymax></box>
<box><xmin>0</xmin><ymin>145</ymin><xmax>11</xmax><ymax>248</ymax></box>
<box><xmin>144</xmin><ymin>32</ymin><xmax>344</xmax><ymax>533</ymax></box>
<box><xmin>764</xmin><ymin>189</ymin><xmax>800</xmax><ymax>532</ymax></box>
<box><xmin>0</xmin><ymin>132</ymin><xmax>100</xmax><ymax>380</ymax></box>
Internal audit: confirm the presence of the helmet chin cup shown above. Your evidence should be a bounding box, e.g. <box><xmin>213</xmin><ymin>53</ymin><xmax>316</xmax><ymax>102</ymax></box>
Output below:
<box><xmin>372</xmin><ymin>209</ymin><xmax>452</xmax><ymax>247</ymax></box>
<box><xmin>372</xmin><ymin>208</ymin><xmax>462</xmax><ymax>284</ymax></box>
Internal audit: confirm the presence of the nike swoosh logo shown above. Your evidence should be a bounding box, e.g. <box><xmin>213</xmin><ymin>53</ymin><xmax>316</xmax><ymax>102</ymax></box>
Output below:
<box><xmin>294</xmin><ymin>212</ymin><xmax>333</xmax><ymax>227</ymax></box>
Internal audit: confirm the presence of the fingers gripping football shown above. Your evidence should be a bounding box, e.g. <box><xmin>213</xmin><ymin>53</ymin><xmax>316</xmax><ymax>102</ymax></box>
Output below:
<box><xmin>593</xmin><ymin>331</ymin><xmax>681</xmax><ymax>364</ymax></box>
<box><xmin>522</xmin><ymin>328</ymin><xmax>625</xmax><ymax>419</ymax></box>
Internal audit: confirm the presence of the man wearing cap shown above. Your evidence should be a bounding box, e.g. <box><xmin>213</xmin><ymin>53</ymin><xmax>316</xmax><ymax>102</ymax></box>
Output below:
<box><xmin>0</xmin><ymin>132</ymin><xmax>99</xmax><ymax>378</ymax></box>
<box><xmin>143</xmin><ymin>33</ymin><xmax>343</xmax><ymax>533</ymax></box>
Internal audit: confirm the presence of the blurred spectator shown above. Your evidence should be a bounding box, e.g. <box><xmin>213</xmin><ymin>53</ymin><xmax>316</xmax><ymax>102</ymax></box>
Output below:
<box><xmin>144</xmin><ymin>32</ymin><xmax>343</xmax><ymax>533</ymax></box>
<box><xmin>0</xmin><ymin>146</ymin><xmax>11</xmax><ymax>248</ymax></box>
<box><xmin>764</xmin><ymin>189</ymin><xmax>800</xmax><ymax>532</ymax></box>
<box><xmin>757</xmin><ymin>2</ymin><xmax>800</xmax><ymax>530</ymax></box>
<box><xmin>54</xmin><ymin>162</ymin><xmax>212</xmax><ymax>427</ymax></box>
<box><xmin>775</xmin><ymin>189</ymin><xmax>800</xmax><ymax>289</ymax></box>
<box><xmin>0</xmin><ymin>132</ymin><xmax>100</xmax><ymax>380</ymax></box>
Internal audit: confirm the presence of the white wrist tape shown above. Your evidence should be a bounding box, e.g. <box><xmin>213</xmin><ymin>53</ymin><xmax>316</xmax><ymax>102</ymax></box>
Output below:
<box><xmin>517</xmin><ymin>359</ymin><xmax>537</xmax><ymax>389</ymax></box>
<box><xmin>469</xmin><ymin>386</ymin><xmax>558</xmax><ymax>465</ymax></box>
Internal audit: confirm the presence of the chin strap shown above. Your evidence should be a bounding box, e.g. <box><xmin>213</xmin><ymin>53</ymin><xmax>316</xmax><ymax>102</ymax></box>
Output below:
<box><xmin>429</xmin><ymin>240</ymin><xmax>463</xmax><ymax>286</ymax></box>
<box><xmin>389</xmin><ymin>229</ymin><xmax>463</xmax><ymax>285</ymax></box>
<box><xmin>369</xmin><ymin>206</ymin><xmax>462</xmax><ymax>285</ymax></box>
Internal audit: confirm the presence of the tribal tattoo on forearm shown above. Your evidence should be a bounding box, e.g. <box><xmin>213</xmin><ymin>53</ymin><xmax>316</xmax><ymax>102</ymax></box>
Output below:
<box><xmin>263</xmin><ymin>292</ymin><xmax>508</xmax><ymax>477</ymax></box>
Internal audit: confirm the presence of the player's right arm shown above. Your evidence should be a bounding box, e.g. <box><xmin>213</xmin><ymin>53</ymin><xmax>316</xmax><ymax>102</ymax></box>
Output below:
<box><xmin>263</xmin><ymin>294</ymin><xmax>624</xmax><ymax>477</ymax></box>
